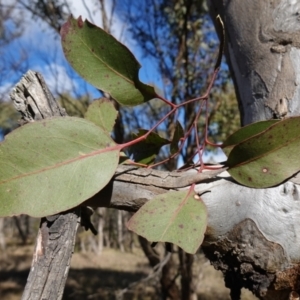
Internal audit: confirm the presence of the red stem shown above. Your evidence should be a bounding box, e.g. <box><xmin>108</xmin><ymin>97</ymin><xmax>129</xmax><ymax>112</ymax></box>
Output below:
<box><xmin>117</xmin><ymin>16</ymin><xmax>225</xmax><ymax>171</ymax></box>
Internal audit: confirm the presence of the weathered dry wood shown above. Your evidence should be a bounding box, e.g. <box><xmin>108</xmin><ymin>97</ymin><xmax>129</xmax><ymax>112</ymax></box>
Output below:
<box><xmin>83</xmin><ymin>166</ymin><xmax>226</xmax><ymax>211</ymax></box>
<box><xmin>21</xmin><ymin>212</ymin><xmax>80</xmax><ymax>300</ymax></box>
<box><xmin>10</xmin><ymin>70</ymin><xmax>66</xmax><ymax>123</ymax></box>
<box><xmin>10</xmin><ymin>70</ymin><xmax>80</xmax><ymax>300</ymax></box>
<box><xmin>112</xmin><ymin>165</ymin><xmax>226</xmax><ymax>188</ymax></box>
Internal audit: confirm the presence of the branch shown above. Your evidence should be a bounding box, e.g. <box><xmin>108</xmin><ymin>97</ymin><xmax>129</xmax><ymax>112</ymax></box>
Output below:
<box><xmin>86</xmin><ymin>166</ymin><xmax>300</xmax><ymax>299</ymax></box>
<box><xmin>113</xmin><ymin>165</ymin><xmax>225</xmax><ymax>188</ymax></box>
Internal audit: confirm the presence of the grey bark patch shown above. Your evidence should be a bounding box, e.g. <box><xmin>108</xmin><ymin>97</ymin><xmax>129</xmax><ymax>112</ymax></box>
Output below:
<box><xmin>273</xmin><ymin>0</ymin><xmax>300</xmax><ymax>33</ymax></box>
<box><xmin>210</xmin><ymin>0</ymin><xmax>300</xmax><ymax>124</ymax></box>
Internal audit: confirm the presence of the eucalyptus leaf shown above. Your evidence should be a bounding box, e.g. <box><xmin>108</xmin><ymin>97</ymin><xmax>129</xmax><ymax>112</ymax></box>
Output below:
<box><xmin>84</xmin><ymin>98</ymin><xmax>118</xmax><ymax>133</ymax></box>
<box><xmin>130</xmin><ymin>129</ymin><xmax>170</xmax><ymax>164</ymax></box>
<box><xmin>61</xmin><ymin>16</ymin><xmax>156</xmax><ymax>106</ymax></box>
<box><xmin>0</xmin><ymin>117</ymin><xmax>119</xmax><ymax>217</ymax></box>
<box><xmin>227</xmin><ymin>117</ymin><xmax>300</xmax><ymax>188</ymax></box>
<box><xmin>127</xmin><ymin>190</ymin><xmax>207</xmax><ymax>254</ymax></box>
<box><xmin>222</xmin><ymin>119</ymin><xmax>279</xmax><ymax>156</ymax></box>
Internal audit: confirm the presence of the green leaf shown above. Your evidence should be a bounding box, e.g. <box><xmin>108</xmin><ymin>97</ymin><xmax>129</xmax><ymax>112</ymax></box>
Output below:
<box><xmin>130</xmin><ymin>130</ymin><xmax>170</xmax><ymax>164</ymax></box>
<box><xmin>222</xmin><ymin>119</ymin><xmax>279</xmax><ymax>156</ymax></box>
<box><xmin>84</xmin><ymin>98</ymin><xmax>118</xmax><ymax>132</ymax></box>
<box><xmin>170</xmin><ymin>121</ymin><xmax>184</xmax><ymax>155</ymax></box>
<box><xmin>61</xmin><ymin>16</ymin><xmax>156</xmax><ymax>106</ymax></box>
<box><xmin>0</xmin><ymin>117</ymin><xmax>119</xmax><ymax>217</ymax></box>
<box><xmin>127</xmin><ymin>190</ymin><xmax>207</xmax><ymax>254</ymax></box>
<box><xmin>227</xmin><ymin>117</ymin><xmax>300</xmax><ymax>188</ymax></box>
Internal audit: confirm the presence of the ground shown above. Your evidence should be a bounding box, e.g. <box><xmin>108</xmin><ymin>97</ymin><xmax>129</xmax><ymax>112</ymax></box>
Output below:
<box><xmin>0</xmin><ymin>244</ymin><xmax>257</xmax><ymax>300</ymax></box>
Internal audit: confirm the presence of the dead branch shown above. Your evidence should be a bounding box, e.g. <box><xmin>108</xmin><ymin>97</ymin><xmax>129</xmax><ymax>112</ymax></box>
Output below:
<box><xmin>11</xmin><ymin>70</ymin><xmax>80</xmax><ymax>300</ymax></box>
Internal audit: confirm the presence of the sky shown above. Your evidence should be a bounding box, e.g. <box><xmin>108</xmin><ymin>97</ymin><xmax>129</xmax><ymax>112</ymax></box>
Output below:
<box><xmin>0</xmin><ymin>0</ymin><xmax>159</xmax><ymax>101</ymax></box>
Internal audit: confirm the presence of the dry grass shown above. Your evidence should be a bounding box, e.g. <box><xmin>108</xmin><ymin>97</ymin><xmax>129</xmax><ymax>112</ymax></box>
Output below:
<box><xmin>0</xmin><ymin>244</ymin><xmax>258</xmax><ymax>300</ymax></box>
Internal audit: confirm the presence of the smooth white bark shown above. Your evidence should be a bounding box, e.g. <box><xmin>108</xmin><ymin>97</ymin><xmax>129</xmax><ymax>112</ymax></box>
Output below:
<box><xmin>193</xmin><ymin>177</ymin><xmax>300</xmax><ymax>261</ymax></box>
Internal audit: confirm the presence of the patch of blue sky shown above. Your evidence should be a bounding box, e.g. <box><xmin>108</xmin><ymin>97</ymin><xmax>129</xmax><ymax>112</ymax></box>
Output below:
<box><xmin>0</xmin><ymin>1</ymin><xmax>161</xmax><ymax>103</ymax></box>
<box><xmin>1</xmin><ymin>21</ymin><xmax>100</xmax><ymax>100</ymax></box>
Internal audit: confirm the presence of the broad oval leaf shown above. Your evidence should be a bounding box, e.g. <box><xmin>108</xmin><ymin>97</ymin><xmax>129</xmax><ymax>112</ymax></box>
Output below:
<box><xmin>61</xmin><ymin>16</ymin><xmax>156</xmax><ymax>106</ymax></box>
<box><xmin>127</xmin><ymin>190</ymin><xmax>207</xmax><ymax>254</ymax></box>
<box><xmin>130</xmin><ymin>129</ymin><xmax>170</xmax><ymax>164</ymax></box>
<box><xmin>0</xmin><ymin>117</ymin><xmax>119</xmax><ymax>217</ymax></box>
<box><xmin>227</xmin><ymin>117</ymin><xmax>300</xmax><ymax>188</ymax></box>
<box><xmin>84</xmin><ymin>98</ymin><xmax>118</xmax><ymax>133</ymax></box>
<box><xmin>222</xmin><ymin>119</ymin><xmax>279</xmax><ymax>156</ymax></box>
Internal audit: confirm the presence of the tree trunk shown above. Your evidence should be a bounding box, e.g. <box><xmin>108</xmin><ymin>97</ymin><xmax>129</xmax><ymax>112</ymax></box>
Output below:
<box><xmin>205</xmin><ymin>1</ymin><xmax>300</xmax><ymax>299</ymax></box>
<box><xmin>178</xmin><ymin>249</ymin><xmax>197</xmax><ymax>300</ymax></box>
<box><xmin>13</xmin><ymin>216</ymin><xmax>27</xmax><ymax>244</ymax></box>
<box><xmin>97</xmin><ymin>207</ymin><xmax>105</xmax><ymax>254</ymax></box>
<box><xmin>160</xmin><ymin>254</ymin><xmax>181</xmax><ymax>300</ymax></box>
<box><xmin>117</xmin><ymin>210</ymin><xmax>125</xmax><ymax>252</ymax></box>
<box><xmin>210</xmin><ymin>0</ymin><xmax>300</xmax><ymax>126</ymax></box>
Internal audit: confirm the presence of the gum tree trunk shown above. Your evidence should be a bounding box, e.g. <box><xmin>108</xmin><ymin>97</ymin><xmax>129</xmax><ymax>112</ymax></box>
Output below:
<box><xmin>205</xmin><ymin>1</ymin><xmax>300</xmax><ymax>299</ymax></box>
<box><xmin>210</xmin><ymin>0</ymin><xmax>300</xmax><ymax>125</ymax></box>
